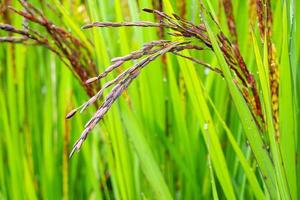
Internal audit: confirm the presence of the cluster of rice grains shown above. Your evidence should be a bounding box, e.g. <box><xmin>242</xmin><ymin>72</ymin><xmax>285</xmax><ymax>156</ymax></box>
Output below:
<box><xmin>0</xmin><ymin>1</ymin><xmax>279</xmax><ymax>156</ymax></box>
<box><xmin>263</xmin><ymin>0</ymin><xmax>279</xmax><ymax>139</ymax></box>
<box><xmin>67</xmin><ymin>7</ymin><xmax>268</xmax><ymax>156</ymax></box>
<box><xmin>255</xmin><ymin>0</ymin><xmax>279</xmax><ymax>139</ymax></box>
<box><xmin>0</xmin><ymin>0</ymin><xmax>98</xmax><ymax>97</ymax></box>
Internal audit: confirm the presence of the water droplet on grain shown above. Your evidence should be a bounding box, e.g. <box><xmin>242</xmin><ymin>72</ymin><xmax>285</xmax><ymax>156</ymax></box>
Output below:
<box><xmin>204</xmin><ymin>68</ymin><xmax>209</xmax><ymax>75</ymax></box>
<box><xmin>203</xmin><ymin>123</ymin><xmax>208</xmax><ymax>130</ymax></box>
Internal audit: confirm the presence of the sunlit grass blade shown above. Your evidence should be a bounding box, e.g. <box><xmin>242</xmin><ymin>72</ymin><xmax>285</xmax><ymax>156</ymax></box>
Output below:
<box><xmin>163</xmin><ymin>1</ymin><xmax>237</xmax><ymax>199</ymax></box>
<box><xmin>53</xmin><ymin>0</ymin><xmax>93</xmax><ymax>53</ymax></box>
<box><xmin>279</xmin><ymin>2</ymin><xmax>297</xmax><ymax>199</ymax></box>
<box><xmin>121</xmin><ymin>102</ymin><xmax>173</xmax><ymax>200</ymax></box>
<box><xmin>201</xmin><ymin>0</ymin><xmax>278</xmax><ymax>198</ymax></box>
<box><xmin>204</xmin><ymin>84</ymin><xmax>265</xmax><ymax>200</ymax></box>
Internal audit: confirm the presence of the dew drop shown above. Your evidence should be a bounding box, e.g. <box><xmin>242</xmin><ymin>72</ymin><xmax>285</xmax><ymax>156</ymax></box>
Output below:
<box><xmin>204</xmin><ymin>68</ymin><xmax>210</xmax><ymax>75</ymax></box>
<box><xmin>203</xmin><ymin>123</ymin><xmax>208</xmax><ymax>130</ymax></box>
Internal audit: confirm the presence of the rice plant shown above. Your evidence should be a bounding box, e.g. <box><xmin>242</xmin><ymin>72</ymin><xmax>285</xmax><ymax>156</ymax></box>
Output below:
<box><xmin>0</xmin><ymin>0</ymin><xmax>299</xmax><ymax>199</ymax></box>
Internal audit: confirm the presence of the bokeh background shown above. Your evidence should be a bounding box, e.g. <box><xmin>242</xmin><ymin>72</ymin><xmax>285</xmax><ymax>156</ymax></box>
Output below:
<box><xmin>0</xmin><ymin>0</ymin><xmax>299</xmax><ymax>199</ymax></box>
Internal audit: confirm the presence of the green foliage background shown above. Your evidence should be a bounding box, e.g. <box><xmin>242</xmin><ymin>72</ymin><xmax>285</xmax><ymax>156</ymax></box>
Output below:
<box><xmin>0</xmin><ymin>0</ymin><xmax>299</xmax><ymax>199</ymax></box>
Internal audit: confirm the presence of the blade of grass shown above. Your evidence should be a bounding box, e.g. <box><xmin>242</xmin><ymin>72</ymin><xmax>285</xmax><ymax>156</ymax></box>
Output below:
<box><xmin>252</xmin><ymin>27</ymin><xmax>291</xmax><ymax>199</ymax></box>
<box><xmin>279</xmin><ymin>2</ymin><xmax>297</xmax><ymax>199</ymax></box>
<box><xmin>121</xmin><ymin>102</ymin><xmax>173</xmax><ymax>200</ymax></box>
<box><xmin>201</xmin><ymin>1</ymin><xmax>278</xmax><ymax>198</ymax></box>
<box><xmin>204</xmin><ymin>83</ymin><xmax>265</xmax><ymax>200</ymax></box>
<box><xmin>208</xmin><ymin>156</ymin><xmax>219</xmax><ymax>200</ymax></box>
<box><xmin>53</xmin><ymin>0</ymin><xmax>93</xmax><ymax>53</ymax></box>
<box><xmin>163</xmin><ymin>1</ymin><xmax>237</xmax><ymax>199</ymax></box>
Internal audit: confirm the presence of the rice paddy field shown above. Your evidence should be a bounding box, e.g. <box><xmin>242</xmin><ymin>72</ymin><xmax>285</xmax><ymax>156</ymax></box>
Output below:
<box><xmin>0</xmin><ymin>0</ymin><xmax>299</xmax><ymax>199</ymax></box>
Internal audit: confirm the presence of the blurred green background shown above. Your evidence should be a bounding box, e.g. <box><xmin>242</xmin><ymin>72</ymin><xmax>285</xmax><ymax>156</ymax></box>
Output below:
<box><xmin>0</xmin><ymin>0</ymin><xmax>299</xmax><ymax>199</ymax></box>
